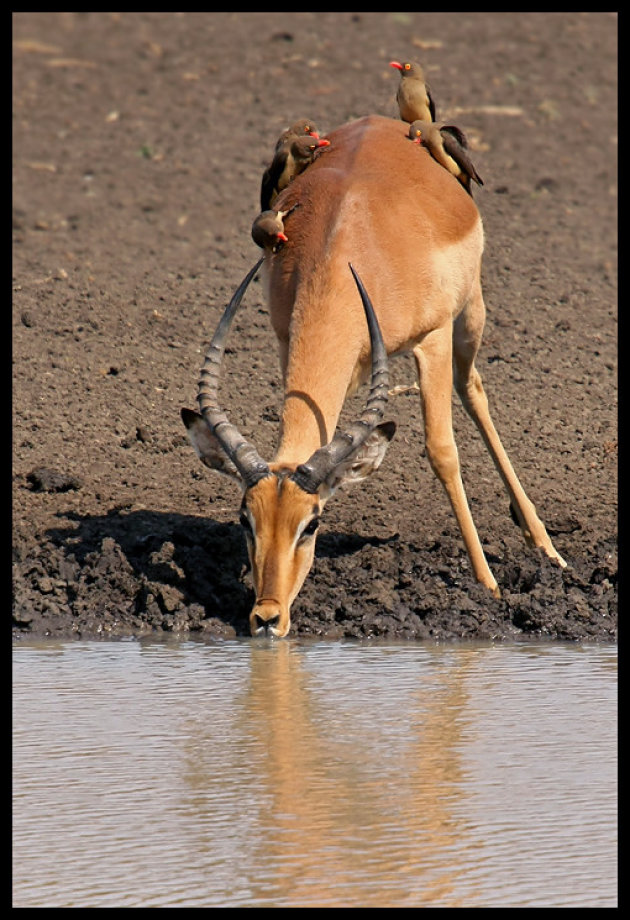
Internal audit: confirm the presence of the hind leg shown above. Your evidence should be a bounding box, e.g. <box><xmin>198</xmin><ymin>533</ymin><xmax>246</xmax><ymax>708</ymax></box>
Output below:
<box><xmin>452</xmin><ymin>285</ymin><xmax>566</xmax><ymax>567</ymax></box>
<box><xmin>413</xmin><ymin>327</ymin><xmax>500</xmax><ymax>595</ymax></box>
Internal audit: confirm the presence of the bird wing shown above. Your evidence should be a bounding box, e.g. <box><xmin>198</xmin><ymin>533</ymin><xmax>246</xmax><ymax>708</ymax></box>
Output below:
<box><xmin>260</xmin><ymin>149</ymin><xmax>289</xmax><ymax>211</ymax></box>
<box><xmin>440</xmin><ymin>129</ymin><xmax>483</xmax><ymax>185</ymax></box>
<box><xmin>440</xmin><ymin>124</ymin><xmax>468</xmax><ymax>148</ymax></box>
<box><xmin>427</xmin><ymin>85</ymin><xmax>436</xmax><ymax>122</ymax></box>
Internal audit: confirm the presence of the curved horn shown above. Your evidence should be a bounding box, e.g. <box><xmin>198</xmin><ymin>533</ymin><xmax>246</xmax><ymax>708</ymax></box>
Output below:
<box><xmin>197</xmin><ymin>256</ymin><xmax>271</xmax><ymax>488</ymax></box>
<box><xmin>291</xmin><ymin>264</ymin><xmax>389</xmax><ymax>493</ymax></box>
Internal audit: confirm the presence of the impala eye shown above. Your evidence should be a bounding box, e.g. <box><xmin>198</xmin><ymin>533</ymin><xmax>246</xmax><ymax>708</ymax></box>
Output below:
<box><xmin>301</xmin><ymin>518</ymin><xmax>320</xmax><ymax>538</ymax></box>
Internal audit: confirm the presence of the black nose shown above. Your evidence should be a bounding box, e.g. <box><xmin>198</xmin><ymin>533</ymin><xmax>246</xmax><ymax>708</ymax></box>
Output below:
<box><xmin>255</xmin><ymin>613</ymin><xmax>280</xmax><ymax>633</ymax></box>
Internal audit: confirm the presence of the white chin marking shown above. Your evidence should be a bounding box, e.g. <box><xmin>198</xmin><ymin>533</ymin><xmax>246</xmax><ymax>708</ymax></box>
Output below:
<box><xmin>252</xmin><ymin>623</ymin><xmax>284</xmax><ymax>638</ymax></box>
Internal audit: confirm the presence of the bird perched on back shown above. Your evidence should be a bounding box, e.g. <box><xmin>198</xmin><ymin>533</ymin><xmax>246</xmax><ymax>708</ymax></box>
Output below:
<box><xmin>251</xmin><ymin>204</ymin><xmax>300</xmax><ymax>253</ymax></box>
<box><xmin>260</xmin><ymin>135</ymin><xmax>330</xmax><ymax>211</ymax></box>
<box><xmin>274</xmin><ymin>118</ymin><xmax>320</xmax><ymax>152</ymax></box>
<box><xmin>408</xmin><ymin>119</ymin><xmax>483</xmax><ymax>195</ymax></box>
<box><xmin>390</xmin><ymin>60</ymin><xmax>436</xmax><ymax>124</ymax></box>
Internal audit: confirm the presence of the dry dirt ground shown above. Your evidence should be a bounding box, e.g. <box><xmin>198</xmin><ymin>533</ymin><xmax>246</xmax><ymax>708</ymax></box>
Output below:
<box><xmin>12</xmin><ymin>12</ymin><xmax>617</xmax><ymax>643</ymax></box>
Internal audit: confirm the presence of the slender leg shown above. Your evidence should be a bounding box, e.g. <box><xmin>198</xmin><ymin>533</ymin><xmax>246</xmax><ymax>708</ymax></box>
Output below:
<box><xmin>452</xmin><ymin>286</ymin><xmax>566</xmax><ymax>567</ymax></box>
<box><xmin>413</xmin><ymin>328</ymin><xmax>500</xmax><ymax>596</ymax></box>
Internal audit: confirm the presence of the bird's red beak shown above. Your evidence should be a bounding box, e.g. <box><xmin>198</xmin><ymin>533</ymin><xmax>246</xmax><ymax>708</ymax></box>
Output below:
<box><xmin>317</xmin><ymin>138</ymin><xmax>330</xmax><ymax>147</ymax></box>
<box><xmin>389</xmin><ymin>61</ymin><xmax>403</xmax><ymax>71</ymax></box>
<box><xmin>277</xmin><ymin>232</ymin><xmax>288</xmax><ymax>242</ymax></box>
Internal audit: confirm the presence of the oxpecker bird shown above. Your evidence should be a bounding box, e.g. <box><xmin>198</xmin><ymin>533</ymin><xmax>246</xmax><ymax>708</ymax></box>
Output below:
<box><xmin>390</xmin><ymin>60</ymin><xmax>436</xmax><ymax>123</ymax></box>
<box><xmin>274</xmin><ymin>119</ymin><xmax>320</xmax><ymax>152</ymax></box>
<box><xmin>408</xmin><ymin>119</ymin><xmax>483</xmax><ymax>194</ymax></box>
<box><xmin>251</xmin><ymin>204</ymin><xmax>299</xmax><ymax>253</ymax></box>
<box><xmin>260</xmin><ymin>135</ymin><xmax>330</xmax><ymax>211</ymax></box>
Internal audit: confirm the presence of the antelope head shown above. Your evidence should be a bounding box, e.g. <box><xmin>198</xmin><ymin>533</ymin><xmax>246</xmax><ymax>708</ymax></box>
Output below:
<box><xmin>182</xmin><ymin>258</ymin><xmax>395</xmax><ymax>638</ymax></box>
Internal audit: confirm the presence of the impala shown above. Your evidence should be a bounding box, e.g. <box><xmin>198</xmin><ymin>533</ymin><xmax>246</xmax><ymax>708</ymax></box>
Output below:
<box><xmin>182</xmin><ymin>114</ymin><xmax>566</xmax><ymax>638</ymax></box>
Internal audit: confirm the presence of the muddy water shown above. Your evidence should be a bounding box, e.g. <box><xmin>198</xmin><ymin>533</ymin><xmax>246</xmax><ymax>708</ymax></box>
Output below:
<box><xmin>12</xmin><ymin>638</ymin><xmax>617</xmax><ymax>908</ymax></box>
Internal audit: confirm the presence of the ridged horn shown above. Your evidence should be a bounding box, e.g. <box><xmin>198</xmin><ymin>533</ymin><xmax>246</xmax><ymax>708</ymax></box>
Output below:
<box><xmin>197</xmin><ymin>257</ymin><xmax>271</xmax><ymax>488</ymax></box>
<box><xmin>291</xmin><ymin>264</ymin><xmax>389</xmax><ymax>493</ymax></box>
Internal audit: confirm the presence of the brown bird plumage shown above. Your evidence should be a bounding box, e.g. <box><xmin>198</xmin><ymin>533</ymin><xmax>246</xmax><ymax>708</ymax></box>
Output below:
<box><xmin>408</xmin><ymin>119</ymin><xmax>483</xmax><ymax>195</ymax></box>
<box><xmin>390</xmin><ymin>60</ymin><xmax>436</xmax><ymax>123</ymax></box>
<box><xmin>274</xmin><ymin>119</ymin><xmax>320</xmax><ymax>152</ymax></box>
<box><xmin>251</xmin><ymin>204</ymin><xmax>299</xmax><ymax>253</ymax></box>
<box><xmin>260</xmin><ymin>135</ymin><xmax>330</xmax><ymax>211</ymax></box>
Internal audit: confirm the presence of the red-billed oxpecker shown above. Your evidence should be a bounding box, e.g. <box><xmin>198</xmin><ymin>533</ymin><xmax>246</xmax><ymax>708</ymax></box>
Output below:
<box><xmin>251</xmin><ymin>204</ymin><xmax>300</xmax><ymax>254</ymax></box>
<box><xmin>260</xmin><ymin>135</ymin><xmax>330</xmax><ymax>211</ymax></box>
<box><xmin>390</xmin><ymin>59</ymin><xmax>436</xmax><ymax>123</ymax></box>
<box><xmin>408</xmin><ymin>119</ymin><xmax>483</xmax><ymax>195</ymax></box>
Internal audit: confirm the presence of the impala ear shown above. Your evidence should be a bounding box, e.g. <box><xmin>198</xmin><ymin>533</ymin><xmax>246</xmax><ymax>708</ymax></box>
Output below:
<box><xmin>321</xmin><ymin>421</ymin><xmax>396</xmax><ymax>499</ymax></box>
<box><xmin>181</xmin><ymin>408</ymin><xmax>243</xmax><ymax>485</ymax></box>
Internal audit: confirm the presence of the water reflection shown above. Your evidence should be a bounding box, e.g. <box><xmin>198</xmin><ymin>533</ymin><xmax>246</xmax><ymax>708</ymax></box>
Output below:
<box><xmin>173</xmin><ymin>641</ymin><xmax>479</xmax><ymax>906</ymax></box>
<box><xmin>249</xmin><ymin>641</ymin><xmax>474</xmax><ymax>906</ymax></box>
<box><xmin>13</xmin><ymin>639</ymin><xmax>617</xmax><ymax>908</ymax></box>
<box><xmin>264</xmin><ymin>643</ymin><xmax>472</xmax><ymax>906</ymax></box>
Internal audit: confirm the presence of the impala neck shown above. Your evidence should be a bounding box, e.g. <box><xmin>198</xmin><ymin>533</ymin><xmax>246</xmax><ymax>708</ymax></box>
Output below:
<box><xmin>274</xmin><ymin>360</ymin><xmax>358</xmax><ymax>466</ymax></box>
<box><xmin>272</xmin><ymin>272</ymin><xmax>365</xmax><ymax>467</ymax></box>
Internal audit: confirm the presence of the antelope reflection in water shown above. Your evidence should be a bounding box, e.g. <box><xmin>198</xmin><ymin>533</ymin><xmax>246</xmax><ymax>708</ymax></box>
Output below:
<box><xmin>181</xmin><ymin>642</ymin><xmax>481</xmax><ymax>907</ymax></box>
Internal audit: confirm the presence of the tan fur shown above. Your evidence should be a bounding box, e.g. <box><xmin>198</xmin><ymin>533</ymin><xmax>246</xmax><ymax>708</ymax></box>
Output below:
<box><xmin>268</xmin><ymin>115</ymin><xmax>481</xmax><ymax>461</ymax></box>
<box><xmin>243</xmin><ymin>476</ymin><xmax>320</xmax><ymax>637</ymax></box>
<box><xmin>186</xmin><ymin>114</ymin><xmax>565</xmax><ymax>638</ymax></box>
<box><xmin>266</xmin><ymin>115</ymin><xmax>564</xmax><ymax>602</ymax></box>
